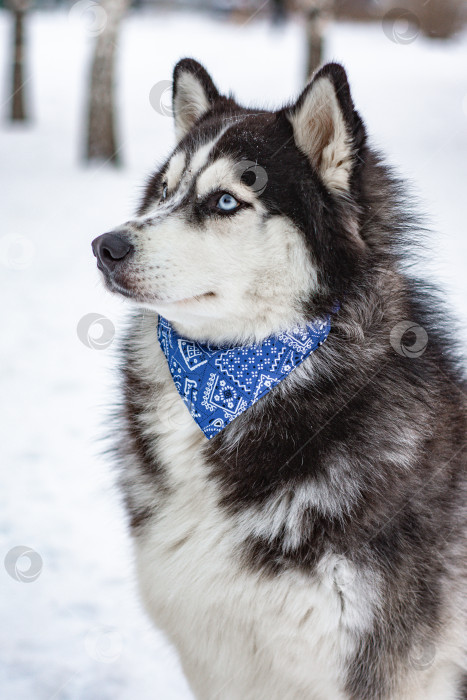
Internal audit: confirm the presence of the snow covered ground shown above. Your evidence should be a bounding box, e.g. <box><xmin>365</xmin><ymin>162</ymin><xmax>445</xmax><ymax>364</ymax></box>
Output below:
<box><xmin>0</xmin><ymin>7</ymin><xmax>466</xmax><ymax>699</ymax></box>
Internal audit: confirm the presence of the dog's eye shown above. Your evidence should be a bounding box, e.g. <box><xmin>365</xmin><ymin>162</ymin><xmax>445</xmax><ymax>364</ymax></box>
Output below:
<box><xmin>217</xmin><ymin>193</ymin><xmax>239</xmax><ymax>212</ymax></box>
<box><xmin>161</xmin><ymin>183</ymin><xmax>168</xmax><ymax>201</ymax></box>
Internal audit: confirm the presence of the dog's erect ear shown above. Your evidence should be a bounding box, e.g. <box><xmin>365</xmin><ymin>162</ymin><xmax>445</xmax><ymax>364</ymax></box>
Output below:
<box><xmin>287</xmin><ymin>63</ymin><xmax>365</xmax><ymax>193</ymax></box>
<box><xmin>172</xmin><ymin>59</ymin><xmax>221</xmax><ymax>141</ymax></box>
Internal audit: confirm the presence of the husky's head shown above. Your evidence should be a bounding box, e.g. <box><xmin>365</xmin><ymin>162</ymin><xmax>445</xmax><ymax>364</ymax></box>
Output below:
<box><xmin>93</xmin><ymin>59</ymin><xmax>369</xmax><ymax>344</ymax></box>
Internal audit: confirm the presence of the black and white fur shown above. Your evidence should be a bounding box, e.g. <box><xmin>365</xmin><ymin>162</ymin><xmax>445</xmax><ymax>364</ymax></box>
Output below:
<box><xmin>92</xmin><ymin>59</ymin><xmax>467</xmax><ymax>699</ymax></box>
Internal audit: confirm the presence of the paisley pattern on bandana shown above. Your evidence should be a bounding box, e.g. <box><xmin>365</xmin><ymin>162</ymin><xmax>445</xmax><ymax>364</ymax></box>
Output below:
<box><xmin>157</xmin><ymin>314</ymin><xmax>332</xmax><ymax>439</ymax></box>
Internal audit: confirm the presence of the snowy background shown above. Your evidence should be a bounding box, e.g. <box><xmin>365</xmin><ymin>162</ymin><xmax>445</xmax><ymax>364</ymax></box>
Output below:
<box><xmin>1</xmin><ymin>7</ymin><xmax>466</xmax><ymax>699</ymax></box>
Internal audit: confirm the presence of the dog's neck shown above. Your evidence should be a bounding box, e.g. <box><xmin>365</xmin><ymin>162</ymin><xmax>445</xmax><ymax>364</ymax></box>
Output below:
<box><xmin>157</xmin><ymin>313</ymin><xmax>333</xmax><ymax>439</ymax></box>
<box><xmin>148</xmin><ymin>298</ymin><xmax>322</xmax><ymax>347</ymax></box>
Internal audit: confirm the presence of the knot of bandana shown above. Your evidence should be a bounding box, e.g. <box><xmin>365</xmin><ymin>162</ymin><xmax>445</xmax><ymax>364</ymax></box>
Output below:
<box><xmin>157</xmin><ymin>314</ymin><xmax>332</xmax><ymax>439</ymax></box>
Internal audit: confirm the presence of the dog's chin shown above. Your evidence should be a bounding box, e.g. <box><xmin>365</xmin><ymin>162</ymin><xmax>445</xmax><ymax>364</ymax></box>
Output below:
<box><xmin>100</xmin><ymin>271</ymin><xmax>218</xmax><ymax>314</ymax></box>
<box><xmin>99</xmin><ymin>271</ymin><xmax>139</xmax><ymax>301</ymax></box>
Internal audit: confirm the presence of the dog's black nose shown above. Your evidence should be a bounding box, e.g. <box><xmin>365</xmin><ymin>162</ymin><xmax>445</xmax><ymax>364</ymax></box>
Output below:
<box><xmin>92</xmin><ymin>233</ymin><xmax>133</xmax><ymax>272</ymax></box>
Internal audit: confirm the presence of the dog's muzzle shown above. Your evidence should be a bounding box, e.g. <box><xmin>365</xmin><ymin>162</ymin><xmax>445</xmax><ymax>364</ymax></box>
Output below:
<box><xmin>92</xmin><ymin>232</ymin><xmax>134</xmax><ymax>274</ymax></box>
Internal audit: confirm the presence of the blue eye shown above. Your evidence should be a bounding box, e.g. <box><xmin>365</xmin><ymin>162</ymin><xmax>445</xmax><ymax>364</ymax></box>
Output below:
<box><xmin>161</xmin><ymin>184</ymin><xmax>168</xmax><ymax>200</ymax></box>
<box><xmin>217</xmin><ymin>193</ymin><xmax>239</xmax><ymax>212</ymax></box>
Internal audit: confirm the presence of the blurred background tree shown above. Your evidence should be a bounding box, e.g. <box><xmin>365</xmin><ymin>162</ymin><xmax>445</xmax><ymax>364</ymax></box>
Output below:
<box><xmin>85</xmin><ymin>0</ymin><xmax>129</xmax><ymax>164</ymax></box>
<box><xmin>6</xmin><ymin>0</ymin><xmax>31</xmax><ymax>121</ymax></box>
<box><xmin>333</xmin><ymin>0</ymin><xmax>466</xmax><ymax>39</ymax></box>
<box><xmin>4</xmin><ymin>0</ymin><xmax>464</xmax><ymax>157</ymax></box>
<box><xmin>297</xmin><ymin>0</ymin><xmax>335</xmax><ymax>78</ymax></box>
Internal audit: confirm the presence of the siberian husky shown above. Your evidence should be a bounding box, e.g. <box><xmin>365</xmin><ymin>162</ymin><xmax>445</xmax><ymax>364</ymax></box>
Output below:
<box><xmin>92</xmin><ymin>59</ymin><xmax>467</xmax><ymax>699</ymax></box>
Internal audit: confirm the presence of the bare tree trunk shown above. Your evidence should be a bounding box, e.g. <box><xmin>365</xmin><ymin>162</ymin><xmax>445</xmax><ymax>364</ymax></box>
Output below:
<box><xmin>8</xmin><ymin>0</ymin><xmax>29</xmax><ymax>122</ymax></box>
<box><xmin>271</xmin><ymin>0</ymin><xmax>287</xmax><ymax>25</ymax></box>
<box><xmin>85</xmin><ymin>0</ymin><xmax>128</xmax><ymax>165</ymax></box>
<box><xmin>305</xmin><ymin>7</ymin><xmax>323</xmax><ymax>78</ymax></box>
<box><xmin>300</xmin><ymin>0</ymin><xmax>334</xmax><ymax>80</ymax></box>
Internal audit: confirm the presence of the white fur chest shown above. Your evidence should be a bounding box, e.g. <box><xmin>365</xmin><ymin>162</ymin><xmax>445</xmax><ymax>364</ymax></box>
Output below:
<box><xmin>128</xmin><ymin>328</ymin><xmax>376</xmax><ymax>700</ymax></box>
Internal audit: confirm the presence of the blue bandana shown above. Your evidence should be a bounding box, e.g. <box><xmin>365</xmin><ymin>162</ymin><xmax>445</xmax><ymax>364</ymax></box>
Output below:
<box><xmin>157</xmin><ymin>314</ymin><xmax>332</xmax><ymax>439</ymax></box>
